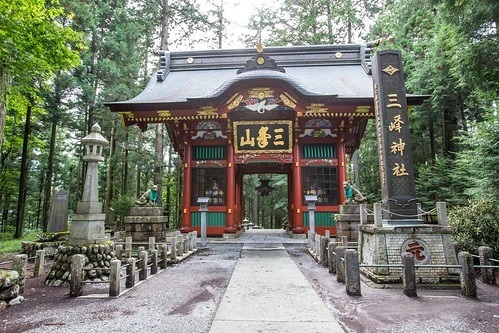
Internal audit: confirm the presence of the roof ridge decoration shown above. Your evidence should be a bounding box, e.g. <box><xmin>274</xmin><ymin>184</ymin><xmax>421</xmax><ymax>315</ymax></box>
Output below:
<box><xmin>157</xmin><ymin>51</ymin><xmax>171</xmax><ymax>81</ymax></box>
<box><xmin>236</xmin><ymin>43</ymin><xmax>285</xmax><ymax>75</ymax></box>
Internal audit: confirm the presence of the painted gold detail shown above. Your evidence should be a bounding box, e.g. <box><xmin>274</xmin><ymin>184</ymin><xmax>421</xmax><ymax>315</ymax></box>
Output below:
<box><xmin>280</xmin><ymin>93</ymin><xmax>297</xmax><ymax>108</ymax></box>
<box><xmin>355</xmin><ymin>106</ymin><xmax>370</xmax><ymax>113</ymax></box>
<box><xmin>306</xmin><ymin>103</ymin><xmax>328</xmax><ymax>114</ymax></box>
<box><xmin>248</xmin><ymin>87</ymin><xmax>274</xmax><ymax>99</ymax></box>
<box><xmin>382</xmin><ymin>65</ymin><xmax>400</xmax><ymax>76</ymax></box>
<box><xmin>256</xmin><ymin>42</ymin><xmax>264</xmax><ymax>54</ymax></box>
<box><xmin>227</xmin><ymin>94</ymin><xmax>243</xmax><ymax>110</ymax></box>
<box><xmin>256</xmin><ymin>56</ymin><xmax>265</xmax><ymax>65</ymax></box>
<box><xmin>157</xmin><ymin>110</ymin><xmax>171</xmax><ymax>118</ymax></box>
<box><xmin>228</xmin><ymin>208</ymin><xmax>232</xmax><ymax>214</ymax></box>
<box><xmin>297</xmin><ymin>209</ymin><xmax>301</xmax><ymax>214</ymax></box>
<box><xmin>335</xmin><ymin>52</ymin><xmax>343</xmax><ymax>59</ymax></box>
<box><xmin>197</xmin><ymin>106</ymin><xmax>218</xmax><ymax>116</ymax></box>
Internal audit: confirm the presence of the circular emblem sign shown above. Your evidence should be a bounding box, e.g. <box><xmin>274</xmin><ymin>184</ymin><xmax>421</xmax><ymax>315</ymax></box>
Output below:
<box><xmin>401</xmin><ymin>238</ymin><xmax>430</xmax><ymax>265</ymax></box>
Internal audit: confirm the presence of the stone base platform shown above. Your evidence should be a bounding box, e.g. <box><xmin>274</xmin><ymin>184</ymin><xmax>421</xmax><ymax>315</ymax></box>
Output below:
<box><xmin>125</xmin><ymin>207</ymin><xmax>168</xmax><ymax>242</ymax></box>
<box><xmin>359</xmin><ymin>224</ymin><xmax>460</xmax><ymax>284</ymax></box>
<box><xmin>337</xmin><ymin>204</ymin><xmax>373</xmax><ymax>241</ymax></box>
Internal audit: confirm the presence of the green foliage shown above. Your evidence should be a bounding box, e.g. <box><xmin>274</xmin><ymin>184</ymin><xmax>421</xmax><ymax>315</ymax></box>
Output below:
<box><xmin>448</xmin><ymin>199</ymin><xmax>499</xmax><ymax>255</ymax></box>
<box><xmin>0</xmin><ymin>229</ymin><xmax>41</xmax><ymax>254</ymax></box>
<box><xmin>111</xmin><ymin>195</ymin><xmax>135</xmax><ymax>228</ymax></box>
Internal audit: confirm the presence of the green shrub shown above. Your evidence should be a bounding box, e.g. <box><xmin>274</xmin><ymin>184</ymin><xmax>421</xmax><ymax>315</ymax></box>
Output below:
<box><xmin>448</xmin><ymin>198</ymin><xmax>499</xmax><ymax>256</ymax></box>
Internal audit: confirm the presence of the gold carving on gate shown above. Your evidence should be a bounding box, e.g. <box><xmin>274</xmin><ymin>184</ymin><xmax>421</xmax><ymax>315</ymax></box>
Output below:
<box><xmin>248</xmin><ymin>87</ymin><xmax>274</xmax><ymax>100</ymax></box>
<box><xmin>382</xmin><ymin>65</ymin><xmax>399</xmax><ymax>76</ymax></box>
<box><xmin>355</xmin><ymin>106</ymin><xmax>370</xmax><ymax>113</ymax></box>
<box><xmin>197</xmin><ymin>106</ymin><xmax>218</xmax><ymax>116</ymax></box>
<box><xmin>120</xmin><ymin>112</ymin><xmax>135</xmax><ymax>120</ymax></box>
<box><xmin>305</xmin><ymin>103</ymin><xmax>328</xmax><ymax>114</ymax></box>
<box><xmin>157</xmin><ymin>110</ymin><xmax>171</xmax><ymax>118</ymax></box>
<box><xmin>280</xmin><ymin>93</ymin><xmax>297</xmax><ymax>108</ymax></box>
<box><xmin>227</xmin><ymin>94</ymin><xmax>244</xmax><ymax>110</ymax></box>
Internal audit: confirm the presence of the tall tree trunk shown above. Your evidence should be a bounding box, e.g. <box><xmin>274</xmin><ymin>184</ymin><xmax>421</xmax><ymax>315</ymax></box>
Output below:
<box><xmin>41</xmin><ymin>119</ymin><xmax>57</xmax><ymax>232</ymax></box>
<box><xmin>14</xmin><ymin>100</ymin><xmax>33</xmax><ymax>238</ymax></box>
<box><xmin>105</xmin><ymin>121</ymin><xmax>116</xmax><ymax>227</ymax></box>
<box><xmin>0</xmin><ymin>70</ymin><xmax>12</xmax><ymax>152</ymax></box>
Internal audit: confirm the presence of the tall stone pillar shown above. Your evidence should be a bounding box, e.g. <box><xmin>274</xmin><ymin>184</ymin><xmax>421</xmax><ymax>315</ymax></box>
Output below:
<box><xmin>70</xmin><ymin>123</ymin><xmax>109</xmax><ymax>245</ymax></box>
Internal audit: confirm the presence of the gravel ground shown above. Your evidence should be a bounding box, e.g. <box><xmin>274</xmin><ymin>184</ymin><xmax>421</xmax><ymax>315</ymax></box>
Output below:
<box><xmin>1</xmin><ymin>243</ymin><xmax>498</xmax><ymax>333</ymax></box>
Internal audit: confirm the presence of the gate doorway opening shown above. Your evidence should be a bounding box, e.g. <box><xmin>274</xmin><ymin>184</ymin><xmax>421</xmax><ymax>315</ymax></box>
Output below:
<box><xmin>242</xmin><ymin>171</ymin><xmax>289</xmax><ymax>230</ymax></box>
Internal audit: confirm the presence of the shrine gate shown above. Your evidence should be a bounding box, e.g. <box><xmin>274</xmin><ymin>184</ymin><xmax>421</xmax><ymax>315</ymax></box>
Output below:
<box><xmin>106</xmin><ymin>43</ymin><xmax>426</xmax><ymax>237</ymax></box>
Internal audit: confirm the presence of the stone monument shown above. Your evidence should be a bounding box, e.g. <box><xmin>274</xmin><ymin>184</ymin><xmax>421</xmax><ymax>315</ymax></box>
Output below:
<box><xmin>47</xmin><ymin>189</ymin><xmax>69</xmax><ymax>233</ymax></box>
<box><xmin>46</xmin><ymin>123</ymin><xmax>117</xmax><ymax>287</ymax></box>
<box><xmin>357</xmin><ymin>51</ymin><xmax>459</xmax><ymax>283</ymax></box>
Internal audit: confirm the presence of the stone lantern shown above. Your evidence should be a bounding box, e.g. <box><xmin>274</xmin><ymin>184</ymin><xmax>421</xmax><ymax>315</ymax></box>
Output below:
<box><xmin>70</xmin><ymin>123</ymin><xmax>109</xmax><ymax>245</ymax></box>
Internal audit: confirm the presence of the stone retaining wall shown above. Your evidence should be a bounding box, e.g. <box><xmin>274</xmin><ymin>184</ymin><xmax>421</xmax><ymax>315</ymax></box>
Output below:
<box><xmin>45</xmin><ymin>243</ymin><xmax>117</xmax><ymax>287</ymax></box>
<box><xmin>21</xmin><ymin>241</ymin><xmax>61</xmax><ymax>258</ymax></box>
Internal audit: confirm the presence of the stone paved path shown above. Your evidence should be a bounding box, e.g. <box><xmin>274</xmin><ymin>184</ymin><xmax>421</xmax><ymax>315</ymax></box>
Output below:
<box><xmin>208</xmin><ymin>229</ymin><xmax>344</xmax><ymax>332</ymax></box>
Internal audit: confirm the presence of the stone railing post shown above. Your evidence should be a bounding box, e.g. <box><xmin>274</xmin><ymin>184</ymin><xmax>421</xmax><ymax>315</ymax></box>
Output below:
<box><xmin>436</xmin><ymin>202</ymin><xmax>447</xmax><ymax>226</ymax></box>
<box><xmin>341</xmin><ymin>236</ymin><xmax>348</xmax><ymax>247</ymax></box>
<box><xmin>160</xmin><ymin>244</ymin><xmax>169</xmax><ymax>269</ymax></box>
<box><xmin>459</xmin><ymin>251</ymin><xmax>477</xmax><ymax>298</ymax></box>
<box><xmin>149</xmin><ymin>237</ymin><xmax>156</xmax><ymax>251</ymax></box>
<box><xmin>115</xmin><ymin>244</ymin><xmax>123</xmax><ymax>260</ymax></box>
<box><xmin>170</xmin><ymin>237</ymin><xmax>177</xmax><ymax>260</ymax></box>
<box><xmin>125</xmin><ymin>237</ymin><xmax>133</xmax><ymax>258</ymax></box>
<box><xmin>402</xmin><ymin>252</ymin><xmax>417</xmax><ymax>297</ymax></box>
<box><xmin>139</xmin><ymin>250</ymin><xmax>148</xmax><ymax>281</ymax></box>
<box><xmin>178</xmin><ymin>235</ymin><xmax>185</xmax><ymax>257</ymax></box>
<box><xmin>109</xmin><ymin>259</ymin><xmax>121</xmax><ymax>297</ymax></box>
<box><xmin>34</xmin><ymin>250</ymin><xmax>45</xmax><ymax>277</ymax></box>
<box><xmin>374</xmin><ymin>202</ymin><xmax>383</xmax><ymax>227</ymax></box>
<box><xmin>344</xmin><ymin>249</ymin><xmax>361</xmax><ymax>296</ymax></box>
<box><xmin>70</xmin><ymin>254</ymin><xmax>85</xmax><ymax>297</ymax></box>
<box><xmin>150</xmin><ymin>249</ymin><xmax>159</xmax><ymax>275</ymax></box>
<box><xmin>359</xmin><ymin>204</ymin><xmax>367</xmax><ymax>225</ymax></box>
<box><xmin>328</xmin><ymin>242</ymin><xmax>338</xmax><ymax>274</ymax></box>
<box><xmin>320</xmin><ymin>237</ymin><xmax>330</xmax><ymax>267</ymax></box>
<box><xmin>336</xmin><ymin>246</ymin><xmax>346</xmax><ymax>284</ymax></box>
<box><xmin>126</xmin><ymin>258</ymin><xmax>136</xmax><ymax>288</ymax></box>
<box><xmin>12</xmin><ymin>254</ymin><xmax>27</xmax><ymax>293</ymax></box>
<box><xmin>192</xmin><ymin>231</ymin><xmax>198</xmax><ymax>250</ymax></box>
<box><xmin>478</xmin><ymin>246</ymin><xmax>496</xmax><ymax>285</ymax></box>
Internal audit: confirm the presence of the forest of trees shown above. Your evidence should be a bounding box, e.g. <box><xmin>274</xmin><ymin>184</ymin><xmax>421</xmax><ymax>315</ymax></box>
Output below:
<box><xmin>0</xmin><ymin>0</ymin><xmax>497</xmax><ymax>252</ymax></box>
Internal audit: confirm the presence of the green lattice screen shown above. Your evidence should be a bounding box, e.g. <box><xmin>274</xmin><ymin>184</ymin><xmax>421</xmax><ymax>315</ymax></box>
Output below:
<box><xmin>193</xmin><ymin>146</ymin><xmax>226</xmax><ymax>160</ymax></box>
<box><xmin>301</xmin><ymin>145</ymin><xmax>335</xmax><ymax>159</ymax></box>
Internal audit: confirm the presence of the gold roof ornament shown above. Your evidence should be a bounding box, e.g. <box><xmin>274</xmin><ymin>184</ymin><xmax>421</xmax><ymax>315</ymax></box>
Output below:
<box><xmin>256</xmin><ymin>42</ymin><xmax>264</xmax><ymax>54</ymax></box>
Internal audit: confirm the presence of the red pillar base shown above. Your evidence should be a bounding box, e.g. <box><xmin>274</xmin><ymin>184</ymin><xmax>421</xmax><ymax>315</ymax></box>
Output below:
<box><xmin>180</xmin><ymin>226</ymin><xmax>192</xmax><ymax>233</ymax></box>
<box><xmin>224</xmin><ymin>227</ymin><xmax>237</xmax><ymax>234</ymax></box>
<box><xmin>292</xmin><ymin>226</ymin><xmax>306</xmax><ymax>234</ymax></box>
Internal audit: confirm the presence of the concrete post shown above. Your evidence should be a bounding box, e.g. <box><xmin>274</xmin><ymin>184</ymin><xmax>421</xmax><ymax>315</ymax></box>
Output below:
<box><xmin>34</xmin><ymin>250</ymin><xmax>45</xmax><ymax>277</ymax></box>
<box><xmin>458</xmin><ymin>252</ymin><xmax>477</xmax><ymax>298</ymax></box>
<box><xmin>436</xmin><ymin>202</ymin><xmax>447</xmax><ymax>226</ymax></box>
<box><xmin>328</xmin><ymin>242</ymin><xmax>338</xmax><ymax>274</ymax></box>
<box><xmin>374</xmin><ymin>202</ymin><xmax>383</xmax><ymax>227</ymax></box>
<box><xmin>109</xmin><ymin>259</ymin><xmax>121</xmax><ymax>297</ymax></box>
<box><xmin>12</xmin><ymin>254</ymin><xmax>27</xmax><ymax>293</ymax></box>
<box><xmin>402</xmin><ymin>252</ymin><xmax>417</xmax><ymax>297</ymax></box>
<box><xmin>139</xmin><ymin>250</ymin><xmax>148</xmax><ymax>281</ymax></box>
<box><xmin>344</xmin><ymin>249</ymin><xmax>361</xmax><ymax>296</ymax></box>
<box><xmin>315</xmin><ymin>234</ymin><xmax>320</xmax><ymax>258</ymax></box>
<box><xmin>125</xmin><ymin>237</ymin><xmax>132</xmax><ymax>258</ymax></box>
<box><xmin>149</xmin><ymin>237</ymin><xmax>156</xmax><ymax>251</ymax></box>
<box><xmin>360</xmin><ymin>204</ymin><xmax>367</xmax><ymax>225</ymax></box>
<box><xmin>308</xmin><ymin>231</ymin><xmax>315</xmax><ymax>251</ymax></box>
<box><xmin>188</xmin><ymin>232</ymin><xmax>194</xmax><ymax>252</ymax></box>
<box><xmin>115</xmin><ymin>244</ymin><xmax>123</xmax><ymax>260</ymax></box>
<box><xmin>170</xmin><ymin>237</ymin><xmax>177</xmax><ymax>260</ymax></box>
<box><xmin>160</xmin><ymin>244</ymin><xmax>169</xmax><ymax>269</ymax></box>
<box><xmin>126</xmin><ymin>258</ymin><xmax>136</xmax><ymax>288</ymax></box>
<box><xmin>150</xmin><ymin>249</ymin><xmax>159</xmax><ymax>275</ymax></box>
<box><xmin>320</xmin><ymin>237</ymin><xmax>330</xmax><ymax>267</ymax></box>
<box><xmin>70</xmin><ymin>254</ymin><xmax>85</xmax><ymax>297</ymax></box>
<box><xmin>336</xmin><ymin>246</ymin><xmax>346</xmax><ymax>284</ymax></box>
<box><xmin>478</xmin><ymin>246</ymin><xmax>496</xmax><ymax>285</ymax></box>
